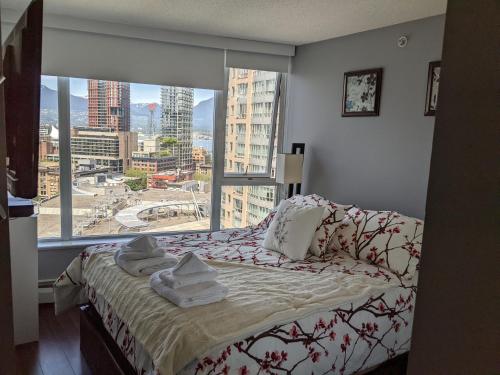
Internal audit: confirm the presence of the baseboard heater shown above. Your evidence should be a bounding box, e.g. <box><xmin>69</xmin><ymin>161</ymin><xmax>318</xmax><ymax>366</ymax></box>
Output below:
<box><xmin>38</xmin><ymin>279</ymin><xmax>55</xmax><ymax>304</ymax></box>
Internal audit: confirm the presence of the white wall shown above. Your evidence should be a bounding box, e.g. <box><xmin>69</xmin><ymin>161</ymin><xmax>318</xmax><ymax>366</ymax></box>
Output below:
<box><xmin>285</xmin><ymin>16</ymin><xmax>445</xmax><ymax>219</ymax></box>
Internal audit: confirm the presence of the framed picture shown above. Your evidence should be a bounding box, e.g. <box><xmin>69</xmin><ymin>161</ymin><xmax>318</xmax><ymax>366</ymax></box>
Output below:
<box><xmin>425</xmin><ymin>61</ymin><xmax>441</xmax><ymax>116</ymax></box>
<box><xmin>342</xmin><ymin>68</ymin><xmax>383</xmax><ymax>117</ymax></box>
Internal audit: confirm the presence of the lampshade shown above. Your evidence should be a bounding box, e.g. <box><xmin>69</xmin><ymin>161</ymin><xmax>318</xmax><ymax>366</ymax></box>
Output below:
<box><xmin>275</xmin><ymin>153</ymin><xmax>304</xmax><ymax>184</ymax></box>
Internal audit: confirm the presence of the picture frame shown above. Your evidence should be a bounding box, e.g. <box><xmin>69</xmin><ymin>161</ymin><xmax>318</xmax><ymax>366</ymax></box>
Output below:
<box><xmin>342</xmin><ymin>68</ymin><xmax>383</xmax><ymax>117</ymax></box>
<box><xmin>424</xmin><ymin>61</ymin><xmax>441</xmax><ymax>116</ymax></box>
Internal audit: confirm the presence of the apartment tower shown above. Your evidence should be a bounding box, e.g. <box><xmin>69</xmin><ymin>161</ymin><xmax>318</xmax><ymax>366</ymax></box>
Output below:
<box><xmin>88</xmin><ymin>80</ymin><xmax>130</xmax><ymax>132</ymax></box>
<box><xmin>72</xmin><ymin>80</ymin><xmax>136</xmax><ymax>173</ymax></box>
<box><xmin>160</xmin><ymin>86</ymin><xmax>194</xmax><ymax>171</ymax></box>
<box><xmin>221</xmin><ymin>69</ymin><xmax>278</xmax><ymax>228</ymax></box>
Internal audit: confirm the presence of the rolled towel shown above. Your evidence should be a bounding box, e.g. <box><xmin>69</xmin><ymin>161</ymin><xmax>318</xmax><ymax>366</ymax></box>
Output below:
<box><xmin>158</xmin><ymin>251</ymin><xmax>218</xmax><ymax>288</ymax></box>
<box><xmin>150</xmin><ymin>271</ymin><xmax>228</xmax><ymax>308</ymax></box>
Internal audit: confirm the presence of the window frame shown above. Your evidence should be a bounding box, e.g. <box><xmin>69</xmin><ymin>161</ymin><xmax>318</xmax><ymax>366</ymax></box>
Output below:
<box><xmin>210</xmin><ymin>68</ymin><xmax>287</xmax><ymax>231</ymax></box>
<box><xmin>38</xmin><ymin>71</ymin><xmax>287</xmax><ymax>244</ymax></box>
<box><xmin>57</xmin><ymin>77</ymin><xmax>73</xmax><ymax>241</ymax></box>
<box><xmin>222</xmin><ymin>69</ymin><xmax>283</xmax><ymax>179</ymax></box>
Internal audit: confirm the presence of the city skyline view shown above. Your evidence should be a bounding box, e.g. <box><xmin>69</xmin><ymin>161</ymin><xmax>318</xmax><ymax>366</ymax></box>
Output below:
<box><xmin>41</xmin><ymin>75</ymin><xmax>214</xmax><ymax>106</ymax></box>
<box><xmin>37</xmin><ymin>70</ymin><xmax>280</xmax><ymax>239</ymax></box>
<box><xmin>40</xmin><ymin>77</ymin><xmax>215</xmax><ymax>139</ymax></box>
<box><xmin>37</xmin><ymin>76</ymin><xmax>215</xmax><ymax>238</ymax></box>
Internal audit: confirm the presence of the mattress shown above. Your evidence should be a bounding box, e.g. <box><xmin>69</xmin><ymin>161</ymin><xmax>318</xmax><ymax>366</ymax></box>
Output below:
<box><xmin>54</xmin><ymin>219</ymin><xmax>417</xmax><ymax>375</ymax></box>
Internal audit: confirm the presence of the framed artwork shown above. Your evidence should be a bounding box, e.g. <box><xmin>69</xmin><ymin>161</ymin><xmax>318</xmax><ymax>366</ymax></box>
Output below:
<box><xmin>342</xmin><ymin>68</ymin><xmax>383</xmax><ymax>117</ymax></box>
<box><xmin>425</xmin><ymin>61</ymin><xmax>441</xmax><ymax>116</ymax></box>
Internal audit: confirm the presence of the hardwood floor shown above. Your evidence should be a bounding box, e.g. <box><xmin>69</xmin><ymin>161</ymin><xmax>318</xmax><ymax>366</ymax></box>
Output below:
<box><xmin>15</xmin><ymin>304</ymin><xmax>91</xmax><ymax>375</ymax></box>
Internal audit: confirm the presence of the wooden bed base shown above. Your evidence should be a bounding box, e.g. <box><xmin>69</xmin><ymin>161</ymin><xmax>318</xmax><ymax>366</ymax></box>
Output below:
<box><xmin>80</xmin><ymin>303</ymin><xmax>408</xmax><ymax>375</ymax></box>
<box><xmin>80</xmin><ymin>304</ymin><xmax>136</xmax><ymax>375</ymax></box>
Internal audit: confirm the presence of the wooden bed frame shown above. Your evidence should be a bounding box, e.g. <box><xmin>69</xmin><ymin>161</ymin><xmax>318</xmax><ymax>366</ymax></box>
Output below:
<box><xmin>80</xmin><ymin>303</ymin><xmax>408</xmax><ymax>375</ymax></box>
<box><xmin>80</xmin><ymin>304</ymin><xmax>136</xmax><ymax>375</ymax></box>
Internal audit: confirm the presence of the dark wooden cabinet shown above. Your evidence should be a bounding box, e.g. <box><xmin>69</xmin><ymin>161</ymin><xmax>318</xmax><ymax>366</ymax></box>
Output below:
<box><xmin>408</xmin><ymin>0</ymin><xmax>499</xmax><ymax>373</ymax></box>
<box><xmin>0</xmin><ymin>7</ymin><xmax>16</xmax><ymax>374</ymax></box>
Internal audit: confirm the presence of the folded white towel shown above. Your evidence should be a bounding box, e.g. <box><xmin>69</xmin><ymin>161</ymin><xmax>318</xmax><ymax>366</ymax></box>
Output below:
<box><xmin>171</xmin><ymin>252</ymin><xmax>215</xmax><ymax>275</ymax></box>
<box><xmin>150</xmin><ymin>271</ymin><xmax>228</xmax><ymax>308</ymax></box>
<box><xmin>116</xmin><ymin>248</ymin><xmax>164</xmax><ymax>262</ymax></box>
<box><xmin>117</xmin><ymin>235</ymin><xmax>164</xmax><ymax>261</ymax></box>
<box><xmin>158</xmin><ymin>251</ymin><xmax>218</xmax><ymax>288</ymax></box>
<box><xmin>114</xmin><ymin>252</ymin><xmax>178</xmax><ymax>277</ymax></box>
<box><xmin>128</xmin><ymin>234</ymin><xmax>158</xmax><ymax>252</ymax></box>
<box><xmin>114</xmin><ymin>235</ymin><xmax>178</xmax><ymax>276</ymax></box>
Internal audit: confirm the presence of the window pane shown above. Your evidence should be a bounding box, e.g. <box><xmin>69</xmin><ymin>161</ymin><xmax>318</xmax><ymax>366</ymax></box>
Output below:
<box><xmin>224</xmin><ymin>68</ymin><xmax>279</xmax><ymax>175</ymax></box>
<box><xmin>69</xmin><ymin>78</ymin><xmax>214</xmax><ymax>237</ymax></box>
<box><xmin>220</xmin><ymin>185</ymin><xmax>275</xmax><ymax>229</ymax></box>
<box><xmin>36</xmin><ymin>75</ymin><xmax>61</xmax><ymax>238</ymax></box>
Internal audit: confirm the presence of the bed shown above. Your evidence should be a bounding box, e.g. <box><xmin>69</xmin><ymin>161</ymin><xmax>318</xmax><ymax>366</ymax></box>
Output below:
<box><xmin>54</xmin><ymin>212</ymin><xmax>417</xmax><ymax>375</ymax></box>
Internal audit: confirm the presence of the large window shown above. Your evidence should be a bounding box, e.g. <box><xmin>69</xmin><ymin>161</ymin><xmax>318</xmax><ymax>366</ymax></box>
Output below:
<box><xmin>37</xmin><ymin>76</ymin><xmax>214</xmax><ymax>239</ymax></box>
<box><xmin>37</xmin><ymin>68</ymin><xmax>285</xmax><ymax>241</ymax></box>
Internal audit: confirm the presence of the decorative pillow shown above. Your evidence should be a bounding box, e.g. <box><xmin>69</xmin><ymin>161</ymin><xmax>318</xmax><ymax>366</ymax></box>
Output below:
<box><xmin>263</xmin><ymin>200</ymin><xmax>325</xmax><ymax>261</ymax></box>
<box><xmin>254</xmin><ymin>207</ymin><xmax>278</xmax><ymax>231</ymax></box>
<box><xmin>288</xmin><ymin>194</ymin><xmax>354</xmax><ymax>257</ymax></box>
<box><xmin>331</xmin><ymin>208</ymin><xmax>424</xmax><ymax>279</ymax></box>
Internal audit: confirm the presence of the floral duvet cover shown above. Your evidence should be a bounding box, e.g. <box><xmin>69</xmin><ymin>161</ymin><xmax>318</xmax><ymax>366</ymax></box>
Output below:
<box><xmin>54</xmin><ymin>217</ymin><xmax>417</xmax><ymax>375</ymax></box>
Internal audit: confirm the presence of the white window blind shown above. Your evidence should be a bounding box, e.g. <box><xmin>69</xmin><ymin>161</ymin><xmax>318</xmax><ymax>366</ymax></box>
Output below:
<box><xmin>42</xmin><ymin>28</ymin><xmax>226</xmax><ymax>90</ymax></box>
<box><xmin>225</xmin><ymin>50</ymin><xmax>290</xmax><ymax>73</ymax></box>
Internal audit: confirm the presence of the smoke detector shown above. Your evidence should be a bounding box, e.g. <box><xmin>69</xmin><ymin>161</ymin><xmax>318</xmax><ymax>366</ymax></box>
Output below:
<box><xmin>398</xmin><ymin>35</ymin><xmax>408</xmax><ymax>48</ymax></box>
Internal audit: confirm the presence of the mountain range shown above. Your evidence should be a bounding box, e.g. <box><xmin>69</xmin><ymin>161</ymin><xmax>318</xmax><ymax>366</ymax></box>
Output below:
<box><xmin>39</xmin><ymin>84</ymin><xmax>214</xmax><ymax>134</ymax></box>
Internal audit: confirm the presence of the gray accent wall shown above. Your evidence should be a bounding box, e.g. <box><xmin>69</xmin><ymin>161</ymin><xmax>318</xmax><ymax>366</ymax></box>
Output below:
<box><xmin>285</xmin><ymin>16</ymin><xmax>445</xmax><ymax>219</ymax></box>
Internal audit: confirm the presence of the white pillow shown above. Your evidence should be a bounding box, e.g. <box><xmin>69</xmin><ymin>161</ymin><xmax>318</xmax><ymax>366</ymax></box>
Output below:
<box><xmin>262</xmin><ymin>200</ymin><xmax>325</xmax><ymax>261</ymax></box>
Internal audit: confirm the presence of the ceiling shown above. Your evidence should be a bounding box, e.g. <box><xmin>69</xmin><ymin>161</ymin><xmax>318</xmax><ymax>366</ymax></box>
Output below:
<box><xmin>2</xmin><ymin>0</ymin><xmax>447</xmax><ymax>45</ymax></box>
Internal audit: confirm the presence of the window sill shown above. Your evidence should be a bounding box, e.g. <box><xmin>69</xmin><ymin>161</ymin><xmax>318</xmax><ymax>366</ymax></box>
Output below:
<box><xmin>38</xmin><ymin>230</ymin><xmax>211</xmax><ymax>251</ymax></box>
<box><xmin>38</xmin><ymin>237</ymin><xmax>130</xmax><ymax>251</ymax></box>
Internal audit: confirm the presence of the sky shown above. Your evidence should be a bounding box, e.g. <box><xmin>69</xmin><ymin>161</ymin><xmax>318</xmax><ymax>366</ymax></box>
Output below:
<box><xmin>41</xmin><ymin>76</ymin><xmax>213</xmax><ymax>105</ymax></box>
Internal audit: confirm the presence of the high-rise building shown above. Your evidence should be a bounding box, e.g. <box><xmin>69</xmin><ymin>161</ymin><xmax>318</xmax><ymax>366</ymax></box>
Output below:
<box><xmin>160</xmin><ymin>86</ymin><xmax>194</xmax><ymax>171</ymax></box>
<box><xmin>88</xmin><ymin>80</ymin><xmax>130</xmax><ymax>132</ymax></box>
<box><xmin>82</xmin><ymin>80</ymin><xmax>136</xmax><ymax>174</ymax></box>
<box><xmin>70</xmin><ymin>127</ymin><xmax>137</xmax><ymax>173</ymax></box>
<box><xmin>221</xmin><ymin>69</ymin><xmax>278</xmax><ymax>228</ymax></box>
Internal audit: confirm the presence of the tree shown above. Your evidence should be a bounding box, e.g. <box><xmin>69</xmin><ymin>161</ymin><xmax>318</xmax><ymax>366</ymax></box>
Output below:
<box><xmin>124</xmin><ymin>168</ymin><xmax>147</xmax><ymax>191</ymax></box>
<box><xmin>125</xmin><ymin>178</ymin><xmax>147</xmax><ymax>191</ymax></box>
<box><xmin>161</xmin><ymin>137</ymin><xmax>178</xmax><ymax>148</ymax></box>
